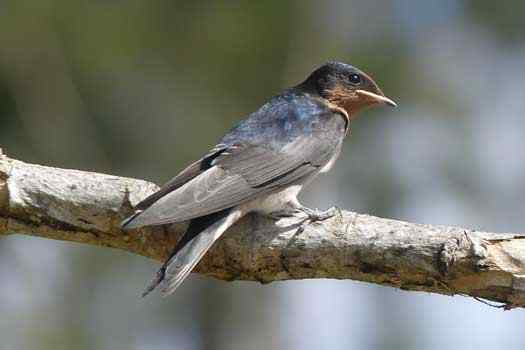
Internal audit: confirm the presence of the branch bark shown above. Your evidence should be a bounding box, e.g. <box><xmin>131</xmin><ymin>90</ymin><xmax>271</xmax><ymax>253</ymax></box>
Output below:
<box><xmin>1</xmin><ymin>149</ymin><xmax>525</xmax><ymax>308</ymax></box>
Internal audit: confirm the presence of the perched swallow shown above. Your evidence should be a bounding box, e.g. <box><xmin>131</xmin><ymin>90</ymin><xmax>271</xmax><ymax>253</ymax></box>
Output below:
<box><xmin>122</xmin><ymin>61</ymin><xmax>396</xmax><ymax>296</ymax></box>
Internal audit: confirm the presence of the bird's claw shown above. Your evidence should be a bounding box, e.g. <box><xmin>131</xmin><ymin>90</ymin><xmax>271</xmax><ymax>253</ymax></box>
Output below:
<box><xmin>292</xmin><ymin>206</ymin><xmax>341</xmax><ymax>237</ymax></box>
<box><xmin>270</xmin><ymin>206</ymin><xmax>341</xmax><ymax>241</ymax></box>
<box><xmin>300</xmin><ymin>206</ymin><xmax>340</xmax><ymax>222</ymax></box>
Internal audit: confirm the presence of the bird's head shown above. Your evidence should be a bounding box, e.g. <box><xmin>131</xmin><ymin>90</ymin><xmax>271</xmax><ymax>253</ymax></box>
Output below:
<box><xmin>301</xmin><ymin>61</ymin><xmax>396</xmax><ymax>117</ymax></box>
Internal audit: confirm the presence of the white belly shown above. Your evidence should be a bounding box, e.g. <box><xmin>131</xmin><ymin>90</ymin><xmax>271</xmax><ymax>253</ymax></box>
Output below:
<box><xmin>245</xmin><ymin>185</ymin><xmax>303</xmax><ymax>214</ymax></box>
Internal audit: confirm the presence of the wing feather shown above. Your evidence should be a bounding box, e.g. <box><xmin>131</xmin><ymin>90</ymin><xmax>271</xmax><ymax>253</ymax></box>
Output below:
<box><xmin>133</xmin><ymin>145</ymin><xmax>227</xmax><ymax>210</ymax></box>
<box><xmin>123</xmin><ymin>141</ymin><xmax>324</xmax><ymax>228</ymax></box>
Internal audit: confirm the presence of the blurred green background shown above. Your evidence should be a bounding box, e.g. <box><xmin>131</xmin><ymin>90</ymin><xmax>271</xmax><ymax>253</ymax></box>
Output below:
<box><xmin>1</xmin><ymin>1</ymin><xmax>525</xmax><ymax>349</ymax></box>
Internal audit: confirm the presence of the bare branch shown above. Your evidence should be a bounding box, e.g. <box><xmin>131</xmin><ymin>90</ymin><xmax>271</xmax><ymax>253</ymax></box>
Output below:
<box><xmin>1</xmin><ymin>153</ymin><xmax>525</xmax><ymax>308</ymax></box>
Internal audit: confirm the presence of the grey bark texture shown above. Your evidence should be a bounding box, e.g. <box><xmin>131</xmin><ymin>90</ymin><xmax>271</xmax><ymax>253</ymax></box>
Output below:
<box><xmin>1</xmin><ymin>149</ymin><xmax>525</xmax><ymax>308</ymax></box>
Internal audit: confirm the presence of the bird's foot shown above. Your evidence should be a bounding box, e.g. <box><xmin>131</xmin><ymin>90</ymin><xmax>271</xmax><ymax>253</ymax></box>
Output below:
<box><xmin>269</xmin><ymin>206</ymin><xmax>341</xmax><ymax>239</ymax></box>
<box><xmin>299</xmin><ymin>206</ymin><xmax>341</xmax><ymax>222</ymax></box>
<box><xmin>293</xmin><ymin>206</ymin><xmax>342</xmax><ymax>236</ymax></box>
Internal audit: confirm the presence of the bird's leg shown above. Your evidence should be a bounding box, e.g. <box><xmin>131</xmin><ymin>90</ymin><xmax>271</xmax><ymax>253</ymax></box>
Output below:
<box><xmin>268</xmin><ymin>207</ymin><xmax>303</xmax><ymax>220</ymax></box>
<box><xmin>268</xmin><ymin>201</ymin><xmax>341</xmax><ymax>239</ymax></box>
<box><xmin>266</xmin><ymin>198</ymin><xmax>305</xmax><ymax>220</ymax></box>
<box><xmin>269</xmin><ymin>202</ymin><xmax>341</xmax><ymax>223</ymax></box>
<box><xmin>290</xmin><ymin>205</ymin><xmax>342</xmax><ymax>237</ymax></box>
<box><xmin>279</xmin><ymin>206</ymin><xmax>336</xmax><ymax>239</ymax></box>
<box><xmin>297</xmin><ymin>205</ymin><xmax>341</xmax><ymax>222</ymax></box>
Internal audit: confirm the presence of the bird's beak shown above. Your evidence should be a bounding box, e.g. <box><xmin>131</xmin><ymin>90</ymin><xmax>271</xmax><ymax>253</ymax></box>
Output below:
<box><xmin>356</xmin><ymin>90</ymin><xmax>397</xmax><ymax>107</ymax></box>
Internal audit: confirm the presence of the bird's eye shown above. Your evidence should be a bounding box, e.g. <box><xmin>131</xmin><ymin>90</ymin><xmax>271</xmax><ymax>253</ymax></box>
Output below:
<box><xmin>349</xmin><ymin>73</ymin><xmax>361</xmax><ymax>85</ymax></box>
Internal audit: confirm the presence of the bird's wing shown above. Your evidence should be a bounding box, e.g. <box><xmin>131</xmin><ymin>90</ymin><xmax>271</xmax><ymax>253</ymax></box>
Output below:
<box><xmin>122</xmin><ymin>135</ymin><xmax>334</xmax><ymax>228</ymax></box>
<box><xmin>133</xmin><ymin>145</ymin><xmax>228</xmax><ymax>211</ymax></box>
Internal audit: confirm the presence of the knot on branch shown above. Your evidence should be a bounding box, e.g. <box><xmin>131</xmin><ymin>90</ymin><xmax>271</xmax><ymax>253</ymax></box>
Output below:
<box><xmin>439</xmin><ymin>239</ymin><xmax>458</xmax><ymax>275</ymax></box>
<box><xmin>438</xmin><ymin>231</ymin><xmax>489</xmax><ymax>275</ymax></box>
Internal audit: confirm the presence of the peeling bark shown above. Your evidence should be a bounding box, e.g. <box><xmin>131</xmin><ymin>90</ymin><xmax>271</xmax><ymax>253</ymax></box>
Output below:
<box><xmin>1</xmin><ymin>153</ymin><xmax>524</xmax><ymax>308</ymax></box>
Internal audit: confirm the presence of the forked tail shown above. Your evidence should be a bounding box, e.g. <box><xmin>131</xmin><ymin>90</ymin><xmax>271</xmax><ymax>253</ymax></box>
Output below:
<box><xmin>142</xmin><ymin>208</ymin><xmax>244</xmax><ymax>297</ymax></box>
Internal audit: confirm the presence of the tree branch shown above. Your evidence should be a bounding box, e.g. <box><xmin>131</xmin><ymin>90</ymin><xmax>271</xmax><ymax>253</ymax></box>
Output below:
<box><xmin>1</xmin><ymin>149</ymin><xmax>525</xmax><ymax>308</ymax></box>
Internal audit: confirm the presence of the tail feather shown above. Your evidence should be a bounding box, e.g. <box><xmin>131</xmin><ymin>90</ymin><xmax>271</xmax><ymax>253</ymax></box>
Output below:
<box><xmin>121</xmin><ymin>210</ymin><xmax>143</xmax><ymax>230</ymax></box>
<box><xmin>142</xmin><ymin>208</ymin><xmax>244</xmax><ymax>297</ymax></box>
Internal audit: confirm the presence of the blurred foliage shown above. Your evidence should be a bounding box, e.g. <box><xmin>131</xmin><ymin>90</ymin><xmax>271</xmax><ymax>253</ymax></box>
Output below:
<box><xmin>466</xmin><ymin>0</ymin><xmax>525</xmax><ymax>43</ymax></box>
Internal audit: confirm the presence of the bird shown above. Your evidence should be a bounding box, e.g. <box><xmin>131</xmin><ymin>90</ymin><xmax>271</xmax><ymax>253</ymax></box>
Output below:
<box><xmin>121</xmin><ymin>61</ymin><xmax>396</xmax><ymax>297</ymax></box>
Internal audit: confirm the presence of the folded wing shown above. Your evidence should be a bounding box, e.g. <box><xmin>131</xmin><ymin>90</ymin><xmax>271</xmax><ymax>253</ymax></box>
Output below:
<box><xmin>123</xmin><ymin>138</ymin><xmax>331</xmax><ymax>228</ymax></box>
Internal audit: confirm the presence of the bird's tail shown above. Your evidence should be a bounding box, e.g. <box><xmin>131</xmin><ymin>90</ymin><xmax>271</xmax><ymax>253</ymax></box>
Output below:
<box><xmin>142</xmin><ymin>208</ymin><xmax>244</xmax><ymax>297</ymax></box>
